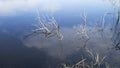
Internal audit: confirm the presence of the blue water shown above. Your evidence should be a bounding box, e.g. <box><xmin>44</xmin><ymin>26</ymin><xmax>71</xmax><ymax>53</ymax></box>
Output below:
<box><xmin>0</xmin><ymin>0</ymin><xmax>120</xmax><ymax>68</ymax></box>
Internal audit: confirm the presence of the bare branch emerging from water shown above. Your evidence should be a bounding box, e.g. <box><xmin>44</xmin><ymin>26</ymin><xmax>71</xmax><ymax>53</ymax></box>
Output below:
<box><xmin>24</xmin><ymin>11</ymin><xmax>63</xmax><ymax>40</ymax></box>
<box><xmin>73</xmin><ymin>10</ymin><xmax>89</xmax><ymax>48</ymax></box>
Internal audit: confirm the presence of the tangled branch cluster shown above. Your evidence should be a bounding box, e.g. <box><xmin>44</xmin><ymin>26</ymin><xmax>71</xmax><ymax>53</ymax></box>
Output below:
<box><xmin>24</xmin><ymin>11</ymin><xmax>63</xmax><ymax>40</ymax></box>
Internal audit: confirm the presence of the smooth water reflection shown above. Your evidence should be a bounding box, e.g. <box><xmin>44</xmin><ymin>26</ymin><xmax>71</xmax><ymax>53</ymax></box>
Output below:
<box><xmin>0</xmin><ymin>0</ymin><xmax>120</xmax><ymax>68</ymax></box>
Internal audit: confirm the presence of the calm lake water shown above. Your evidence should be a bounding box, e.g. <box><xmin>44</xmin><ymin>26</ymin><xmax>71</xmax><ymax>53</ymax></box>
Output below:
<box><xmin>0</xmin><ymin>0</ymin><xmax>120</xmax><ymax>68</ymax></box>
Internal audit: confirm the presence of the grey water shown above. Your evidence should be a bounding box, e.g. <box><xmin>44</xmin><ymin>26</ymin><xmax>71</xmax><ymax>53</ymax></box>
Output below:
<box><xmin>0</xmin><ymin>0</ymin><xmax>120</xmax><ymax>68</ymax></box>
